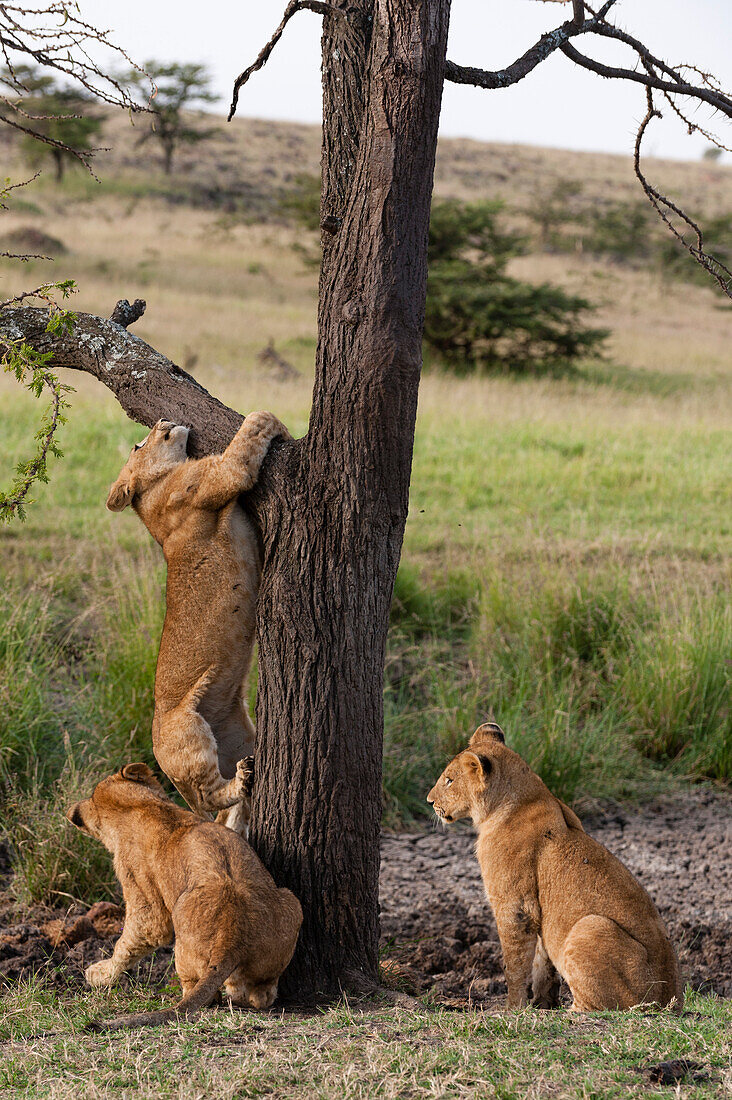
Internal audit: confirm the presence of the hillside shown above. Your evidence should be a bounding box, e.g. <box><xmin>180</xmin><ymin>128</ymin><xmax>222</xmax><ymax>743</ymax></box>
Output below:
<box><xmin>3</xmin><ymin>107</ymin><xmax>731</xmax><ymax>220</ymax></box>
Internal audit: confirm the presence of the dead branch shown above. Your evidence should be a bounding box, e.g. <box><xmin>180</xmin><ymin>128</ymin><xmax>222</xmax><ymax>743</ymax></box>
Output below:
<box><xmin>439</xmin><ymin>0</ymin><xmax>732</xmax><ymax>293</ymax></box>
<box><xmin>559</xmin><ymin>41</ymin><xmax>732</xmax><ymax>117</ymax></box>
<box><xmin>443</xmin><ymin>1</ymin><xmax>616</xmax><ymax>90</ymax></box>
<box><xmin>228</xmin><ymin>0</ymin><xmax>346</xmax><ymax>121</ymax></box>
<box><xmin>0</xmin><ymin>3</ymin><xmax>150</xmax><ymax>174</ymax></box>
<box><xmin>633</xmin><ymin>90</ymin><xmax>732</xmax><ymax>300</ymax></box>
<box><xmin>0</xmin><ymin>305</ymin><xmax>244</xmax><ymax>456</ymax></box>
<box><xmin>110</xmin><ymin>298</ymin><xmax>147</xmax><ymax>329</ymax></box>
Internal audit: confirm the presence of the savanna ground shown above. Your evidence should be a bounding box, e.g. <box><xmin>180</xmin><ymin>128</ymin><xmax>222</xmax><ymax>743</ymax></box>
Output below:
<box><xmin>0</xmin><ymin>112</ymin><xmax>731</xmax><ymax>1096</ymax></box>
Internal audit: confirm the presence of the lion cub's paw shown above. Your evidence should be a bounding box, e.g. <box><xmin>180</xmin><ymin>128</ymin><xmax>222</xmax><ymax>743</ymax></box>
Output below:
<box><xmin>85</xmin><ymin>959</ymin><xmax>119</xmax><ymax>988</ymax></box>
<box><xmin>236</xmin><ymin>756</ymin><xmax>255</xmax><ymax>799</ymax></box>
<box><xmin>245</xmin><ymin>410</ymin><xmax>281</xmax><ymax>436</ymax></box>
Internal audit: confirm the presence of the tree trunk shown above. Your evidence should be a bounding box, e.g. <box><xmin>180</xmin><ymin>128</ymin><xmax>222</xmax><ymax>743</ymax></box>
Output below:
<box><xmin>248</xmin><ymin>0</ymin><xmax>450</xmax><ymax>999</ymax></box>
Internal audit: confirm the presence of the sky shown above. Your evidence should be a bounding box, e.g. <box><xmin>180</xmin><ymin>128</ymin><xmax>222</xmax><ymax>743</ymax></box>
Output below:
<box><xmin>76</xmin><ymin>0</ymin><xmax>732</xmax><ymax>162</ymax></box>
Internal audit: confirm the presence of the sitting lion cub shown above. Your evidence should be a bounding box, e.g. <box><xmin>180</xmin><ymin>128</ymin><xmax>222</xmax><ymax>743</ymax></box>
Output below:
<box><xmin>427</xmin><ymin>724</ymin><xmax>682</xmax><ymax>1013</ymax></box>
<box><xmin>107</xmin><ymin>411</ymin><xmax>289</xmax><ymax>833</ymax></box>
<box><xmin>67</xmin><ymin>764</ymin><xmax>302</xmax><ymax>1030</ymax></box>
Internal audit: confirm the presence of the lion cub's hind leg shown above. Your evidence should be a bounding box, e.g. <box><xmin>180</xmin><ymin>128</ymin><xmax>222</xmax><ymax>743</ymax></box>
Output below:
<box><xmin>171</xmin><ymin>889</ymin><xmax>240</xmax><ymax>1009</ymax></box>
<box><xmin>156</xmin><ymin>708</ymin><xmax>251</xmax><ymax>820</ymax></box>
<box><xmin>561</xmin><ymin>915</ymin><xmax>652</xmax><ymax>1011</ymax></box>
<box><xmin>213</xmin><ymin>705</ymin><xmax>256</xmax><ymax>834</ymax></box>
<box><xmin>215</xmin><ymin>755</ymin><xmax>254</xmax><ymax>834</ymax></box>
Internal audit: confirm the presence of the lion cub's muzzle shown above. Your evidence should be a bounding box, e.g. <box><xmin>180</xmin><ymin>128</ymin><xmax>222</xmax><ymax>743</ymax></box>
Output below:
<box><xmin>426</xmin><ymin>794</ymin><xmax>453</xmax><ymax>823</ymax></box>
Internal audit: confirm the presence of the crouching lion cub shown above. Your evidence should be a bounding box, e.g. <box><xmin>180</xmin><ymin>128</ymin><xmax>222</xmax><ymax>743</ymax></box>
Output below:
<box><xmin>107</xmin><ymin>410</ymin><xmax>289</xmax><ymax>833</ymax></box>
<box><xmin>67</xmin><ymin>764</ymin><xmax>302</xmax><ymax>1030</ymax></box>
<box><xmin>427</xmin><ymin>724</ymin><xmax>682</xmax><ymax>1013</ymax></box>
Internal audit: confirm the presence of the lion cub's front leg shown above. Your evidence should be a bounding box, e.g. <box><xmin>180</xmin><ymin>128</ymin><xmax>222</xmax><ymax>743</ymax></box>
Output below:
<box><xmin>85</xmin><ymin>907</ymin><xmax>173</xmax><ymax>988</ymax></box>
<box><xmin>495</xmin><ymin>912</ymin><xmax>539</xmax><ymax>1010</ymax></box>
<box><xmin>193</xmin><ymin>411</ymin><xmax>290</xmax><ymax>510</ymax></box>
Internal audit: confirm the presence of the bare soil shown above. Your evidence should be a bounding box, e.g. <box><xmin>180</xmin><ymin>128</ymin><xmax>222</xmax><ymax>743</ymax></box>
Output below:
<box><xmin>1</xmin><ymin>790</ymin><xmax>730</xmax><ymax>1005</ymax></box>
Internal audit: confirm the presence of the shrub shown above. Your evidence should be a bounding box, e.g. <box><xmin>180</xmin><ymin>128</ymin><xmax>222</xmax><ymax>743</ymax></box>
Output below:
<box><xmin>581</xmin><ymin>201</ymin><xmax>655</xmax><ymax>264</ymax></box>
<box><xmin>424</xmin><ymin>200</ymin><xmax>608</xmax><ymax>374</ymax></box>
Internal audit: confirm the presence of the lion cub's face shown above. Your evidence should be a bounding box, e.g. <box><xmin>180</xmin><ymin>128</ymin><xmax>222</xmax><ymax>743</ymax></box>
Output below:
<box><xmin>107</xmin><ymin>419</ymin><xmax>190</xmax><ymax>512</ymax></box>
<box><xmin>427</xmin><ymin>723</ymin><xmax>507</xmax><ymax>824</ymax></box>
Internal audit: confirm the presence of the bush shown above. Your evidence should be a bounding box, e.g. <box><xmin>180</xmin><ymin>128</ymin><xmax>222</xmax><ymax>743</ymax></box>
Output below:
<box><xmin>424</xmin><ymin>200</ymin><xmax>608</xmax><ymax>374</ymax></box>
<box><xmin>581</xmin><ymin>201</ymin><xmax>655</xmax><ymax>265</ymax></box>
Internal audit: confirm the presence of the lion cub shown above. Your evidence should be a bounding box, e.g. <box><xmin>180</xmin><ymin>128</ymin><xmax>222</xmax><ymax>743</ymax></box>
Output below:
<box><xmin>427</xmin><ymin>724</ymin><xmax>682</xmax><ymax>1013</ymax></box>
<box><xmin>67</xmin><ymin>764</ymin><xmax>302</xmax><ymax>1030</ymax></box>
<box><xmin>107</xmin><ymin>411</ymin><xmax>289</xmax><ymax>833</ymax></box>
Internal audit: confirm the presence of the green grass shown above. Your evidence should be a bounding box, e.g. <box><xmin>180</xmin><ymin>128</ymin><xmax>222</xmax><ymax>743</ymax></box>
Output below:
<box><xmin>0</xmin><ymin>982</ymin><xmax>729</xmax><ymax>1099</ymax></box>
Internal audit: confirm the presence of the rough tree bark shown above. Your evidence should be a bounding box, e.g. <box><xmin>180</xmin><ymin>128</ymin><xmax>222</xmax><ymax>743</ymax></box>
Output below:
<box><xmin>0</xmin><ymin>0</ymin><xmax>451</xmax><ymax>999</ymax></box>
<box><xmin>249</xmin><ymin>0</ymin><xmax>450</xmax><ymax>997</ymax></box>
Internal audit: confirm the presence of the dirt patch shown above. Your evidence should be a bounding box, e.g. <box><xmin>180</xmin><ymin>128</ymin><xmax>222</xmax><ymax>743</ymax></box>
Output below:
<box><xmin>1</xmin><ymin>790</ymin><xmax>729</xmax><ymax>1005</ymax></box>
<box><xmin>0</xmin><ymin>903</ymin><xmax>173</xmax><ymax>992</ymax></box>
<box><xmin>379</xmin><ymin>789</ymin><xmax>732</xmax><ymax>1006</ymax></box>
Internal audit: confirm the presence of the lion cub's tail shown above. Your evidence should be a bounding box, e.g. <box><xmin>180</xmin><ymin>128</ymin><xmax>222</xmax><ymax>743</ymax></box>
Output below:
<box><xmin>86</xmin><ymin>953</ymin><xmax>238</xmax><ymax>1033</ymax></box>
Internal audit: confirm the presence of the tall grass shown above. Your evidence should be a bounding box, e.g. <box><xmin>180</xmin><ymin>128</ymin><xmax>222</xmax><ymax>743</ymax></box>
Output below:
<box><xmin>1</xmin><ymin>558</ymin><xmax>728</xmax><ymax>896</ymax></box>
<box><xmin>0</xmin><ymin>554</ymin><xmax>163</xmax><ymax>904</ymax></box>
<box><xmin>383</xmin><ymin>566</ymin><xmax>729</xmax><ymax>827</ymax></box>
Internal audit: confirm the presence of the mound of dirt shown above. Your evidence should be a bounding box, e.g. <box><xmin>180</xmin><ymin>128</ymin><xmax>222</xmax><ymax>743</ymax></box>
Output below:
<box><xmin>1</xmin><ymin>226</ymin><xmax>67</xmax><ymax>257</ymax></box>
<box><xmin>0</xmin><ymin>902</ymin><xmax>173</xmax><ymax>991</ymax></box>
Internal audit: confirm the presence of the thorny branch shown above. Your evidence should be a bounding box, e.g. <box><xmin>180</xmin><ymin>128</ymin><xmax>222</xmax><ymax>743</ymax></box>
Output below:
<box><xmin>633</xmin><ymin>89</ymin><xmax>732</xmax><ymax>300</ymax></box>
<box><xmin>0</xmin><ymin>2</ymin><xmax>150</xmax><ymax>173</ymax></box>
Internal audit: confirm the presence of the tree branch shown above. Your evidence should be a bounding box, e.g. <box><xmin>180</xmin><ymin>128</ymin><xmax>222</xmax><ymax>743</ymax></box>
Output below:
<box><xmin>633</xmin><ymin>90</ymin><xmax>732</xmax><ymax>300</ymax></box>
<box><xmin>228</xmin><ymin>0</ymin><xmax>347</xmax><ymax>121</ymax></box>
<box><xmin>444</xmin><ymin>1</ymin><xmax>617</xmax><ymax>90</ymax></box>
<box><xmin>0</xmin><ymin>306</ymin><xmax>244</xmax><ymax>456</ymax></box>
<box><xmin>444</xmin><ymin>13</ymin><xmax>599</xmax><ymax>91</ymax></box>
<box><xmin>559</xmin><ymin>41</ymin><xmax>732</xmax><ymax>117</ymax></box>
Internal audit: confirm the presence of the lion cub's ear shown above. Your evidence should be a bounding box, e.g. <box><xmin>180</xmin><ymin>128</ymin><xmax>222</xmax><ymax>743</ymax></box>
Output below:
<box><xmin>106</xmin><ymin>478</ymin><xmax>134</xmax><ymax>512</ymax></box>
<box><xmin>464</xmin><ymin>751</ymin><xmax>492</xmax><ymax>777</ymax></box>
<box><xmin>66</xmin><ymin>802</ymin><xmax>87</xmax><ymax>831</ymax></box>
<box><xmin>471</xmin><ymin>722</ymin><xmax>505</xmax><ymax>745</ymax></box>
<box><xmin>120</xmin><ymin>763</ymin><xmax>164</xmax><ymax>792</ymax></box>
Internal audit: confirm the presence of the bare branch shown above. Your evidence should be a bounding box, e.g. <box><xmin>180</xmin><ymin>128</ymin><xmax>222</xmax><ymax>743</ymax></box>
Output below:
<box><xmin>444</xmin><ymin>0</ymin><xmax>732</xmax><ymax>296</ymax></box>
<box><xmin>445</xmin><ymin>14</ymin><xmax>595</xmax><ymax>91</ymax></box>
<box><xmin>633</xmin><ymin>90</ymin><xmax>732</xmax><ymax>300</ymax></box>
<box><xmin>228</xmin><ymin>0</ymin><xmax>345</xmax><ymax>121</ymax></box>
<box><xmin>559</xmin><ymin>41</ymin><xmax>732</xmax><ymax>117</ymax></box>
<box><xmin>444</xmin><ymin>1</ymin><xmax>617</xmax><ymax>90</ymax></box>
<box><xmin>0</xmin><ymin>3</ymin><xmax>151</xmax><ymax>174</ymax></box>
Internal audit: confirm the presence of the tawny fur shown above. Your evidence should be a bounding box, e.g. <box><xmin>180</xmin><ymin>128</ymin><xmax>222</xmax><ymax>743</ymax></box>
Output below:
<box><xmin>67</xmin><ymin>764</ymin><xmax>302</xmax><ymax>1030</ymax></box>
<box><xmin>107</xmin><ymin>412</ymin><xmax>289</xmax><ymax>833</ymax></box>
<box><xmin>427</xmin><ymin>723</ymin><xmax>683</xmax><ymax>1013</ymax></box>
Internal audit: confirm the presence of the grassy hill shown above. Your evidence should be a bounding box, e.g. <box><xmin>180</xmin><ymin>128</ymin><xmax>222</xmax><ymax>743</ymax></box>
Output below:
<box><xmin>3</xmin><ymin>106</ymin><xmax>732</xmax><ymax>217</ymax></box>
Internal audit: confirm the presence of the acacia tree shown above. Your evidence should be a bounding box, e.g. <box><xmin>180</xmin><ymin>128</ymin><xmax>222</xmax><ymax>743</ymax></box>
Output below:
<box><xmin>2</xmin><ymin>0</ymin><xmax>732</xmax><ymax>999</ymax></box>
<box><xmin>126</xmin><ymin>62</ymin><xmax>217</xmax><ymax>175</ymax></box>
<box><xmin>0</xmin><ymin>65</ymin><xmax>105</xmax><ymax>181</ymax></box>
